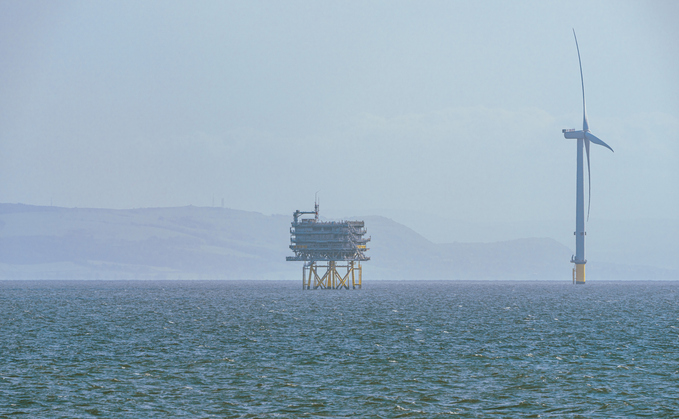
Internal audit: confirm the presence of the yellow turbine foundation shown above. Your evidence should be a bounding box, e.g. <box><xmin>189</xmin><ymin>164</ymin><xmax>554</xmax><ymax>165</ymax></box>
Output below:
<box><xmin>303</xmin><ymin>261</ymin><xmax>362</xmax><ymax>290</ymax></box>
<box><xmin>574</xmin><ymin>263</ymin><xmax>585</xmax><ymax>285</ymax></box>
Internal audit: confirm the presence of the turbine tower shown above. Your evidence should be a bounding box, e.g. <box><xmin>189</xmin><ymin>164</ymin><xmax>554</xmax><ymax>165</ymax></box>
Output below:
<box><xmin>561</xmin><ymin>29</ymin><xmax>613</xmax><ymax>285</ymax></box>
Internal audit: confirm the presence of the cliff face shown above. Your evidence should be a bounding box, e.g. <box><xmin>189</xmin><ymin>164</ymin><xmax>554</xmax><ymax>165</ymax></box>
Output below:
<box><xmin>0</xmin><ymin>204</ymin><xmax>675</xmax><ymax>280</ymax></box>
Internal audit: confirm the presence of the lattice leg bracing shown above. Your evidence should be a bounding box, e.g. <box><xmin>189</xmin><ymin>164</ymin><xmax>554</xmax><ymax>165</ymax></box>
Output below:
<box><xmin>313</xmin><ymin>263</ymin><xmax>325</xmax><ymax>289</ymax></box>
<box><xmin>301</xmin><ymin>261</ymin><xmax>362</xmax><ymax>290</ymax></box>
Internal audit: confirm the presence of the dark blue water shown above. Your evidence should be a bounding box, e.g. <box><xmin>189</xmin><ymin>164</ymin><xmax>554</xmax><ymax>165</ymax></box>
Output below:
<box><xmin>1</xmin><ymin>280</ymin><xmax>678</xmax><ymax>417</ymax></box>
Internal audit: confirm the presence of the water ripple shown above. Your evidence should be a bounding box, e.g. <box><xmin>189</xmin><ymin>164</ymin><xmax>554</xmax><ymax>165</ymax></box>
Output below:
<box><xmin>1</xmin><ymin>280</ymin><xmax>678</xmax><ymax>417</ymax></box>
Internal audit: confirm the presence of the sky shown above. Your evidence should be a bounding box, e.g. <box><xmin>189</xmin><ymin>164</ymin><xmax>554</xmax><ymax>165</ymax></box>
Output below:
<box><xmin>2</xmin><ymin>0</ymin><xmax>678</xmax><ymax>235</ymax></box>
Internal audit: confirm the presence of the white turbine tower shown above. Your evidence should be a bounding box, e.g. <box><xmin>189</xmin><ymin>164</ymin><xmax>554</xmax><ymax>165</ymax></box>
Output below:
<box><xmin>562</xmin><ymin>29</ymin><xmax>614</xmax><ymax>285</ymax></box>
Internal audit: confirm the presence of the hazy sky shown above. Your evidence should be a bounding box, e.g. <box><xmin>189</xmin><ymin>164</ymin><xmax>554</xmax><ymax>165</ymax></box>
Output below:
<box><xmin>2</xmin><ymin>0</ymin><xmax>677</xmax><ymax>226</ymax></box>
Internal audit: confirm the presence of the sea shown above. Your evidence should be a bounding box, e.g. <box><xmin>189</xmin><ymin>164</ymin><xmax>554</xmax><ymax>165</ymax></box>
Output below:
<box><xmin>1</xmin><ymin>280</ymin><xmax>678</xmax><ymax>418</ymax></box>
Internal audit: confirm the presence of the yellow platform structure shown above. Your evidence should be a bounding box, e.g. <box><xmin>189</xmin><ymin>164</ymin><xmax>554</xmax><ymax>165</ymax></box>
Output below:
<box><xmin>303</xmin><ymin>261</ymin><xmax>362</xmax><ymax>290</ymax></box>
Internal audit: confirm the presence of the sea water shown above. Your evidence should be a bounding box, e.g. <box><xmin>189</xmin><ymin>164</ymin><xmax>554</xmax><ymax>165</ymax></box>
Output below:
<box><xmin>1</xmin><ymin>280</ymin><xmax>678</xmax><ymax>417</ymax></box>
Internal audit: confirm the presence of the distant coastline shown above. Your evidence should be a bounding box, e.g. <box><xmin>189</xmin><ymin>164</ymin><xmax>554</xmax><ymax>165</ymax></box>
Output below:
<box><xmin>1</xmin><ymin>204</ymin><xmax>677</xmax><ymax>281</ymax></box>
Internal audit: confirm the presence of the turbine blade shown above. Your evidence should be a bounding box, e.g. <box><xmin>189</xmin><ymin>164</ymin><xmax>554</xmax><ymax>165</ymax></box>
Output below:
<box><xmin>573</xmin><ymin>29</ymin><xmax>589</xmax><ymax>132</ymax></box>
<box><xmin>585</xmin><ymin>137</ymin><xmax>591</xmax><ymax>221</ymax></box>
<box><xmin>585</xmin><ymin>132</ymin><xmax>614</xmax><ymax>152</ymax></box>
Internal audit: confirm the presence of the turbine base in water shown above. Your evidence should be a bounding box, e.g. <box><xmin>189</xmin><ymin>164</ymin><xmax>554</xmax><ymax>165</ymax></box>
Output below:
<box><xmin>573</xmin><ymin>263</ymin><xmax>586</xmax><ymax>285</ymax></box>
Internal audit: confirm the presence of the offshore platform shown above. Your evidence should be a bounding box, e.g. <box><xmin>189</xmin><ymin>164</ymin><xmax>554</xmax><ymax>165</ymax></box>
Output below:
<box><xmin>286</xmin><ymin>201</ymin><xmax>370</xmax><ymax>289</ymax></box>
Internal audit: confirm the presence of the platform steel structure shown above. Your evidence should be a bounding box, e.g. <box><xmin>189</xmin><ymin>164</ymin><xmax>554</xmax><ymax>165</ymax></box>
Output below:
<box><xmin>286</xmin><ymin>202</ymin><xmax>369</xmax><ymax>290</ymax></box>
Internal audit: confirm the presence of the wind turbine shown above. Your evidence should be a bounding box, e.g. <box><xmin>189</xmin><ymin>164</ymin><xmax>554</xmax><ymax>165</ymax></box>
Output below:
<box><xmin>561</xmin><ymin>29</ymin><xmax>613</xmax><ymax>285</ymax></box>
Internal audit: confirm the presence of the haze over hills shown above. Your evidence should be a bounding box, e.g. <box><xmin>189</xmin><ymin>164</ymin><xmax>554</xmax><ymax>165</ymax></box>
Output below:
<box><xmin>327</xmin><ymin>208</ymin><xmax>679</xmax><ymax>272</ymax></box>
<box><xmin>0</xmin><ymin>204</ymin><xmax>676</xmax><ymax>281</ymax></box>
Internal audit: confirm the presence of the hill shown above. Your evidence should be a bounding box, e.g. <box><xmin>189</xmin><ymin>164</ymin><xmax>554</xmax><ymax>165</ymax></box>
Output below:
<box><xmin>0</xmin><ymin>204</ymin><xmax>676</xmax><ymax>280</ymax></box>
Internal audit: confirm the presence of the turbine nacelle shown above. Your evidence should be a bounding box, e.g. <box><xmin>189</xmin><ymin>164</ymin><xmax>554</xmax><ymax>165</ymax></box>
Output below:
<box><xmin>562</xmin><ymin>128</ymin><xmax>585</xmax><ymax>139</ymax></box>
